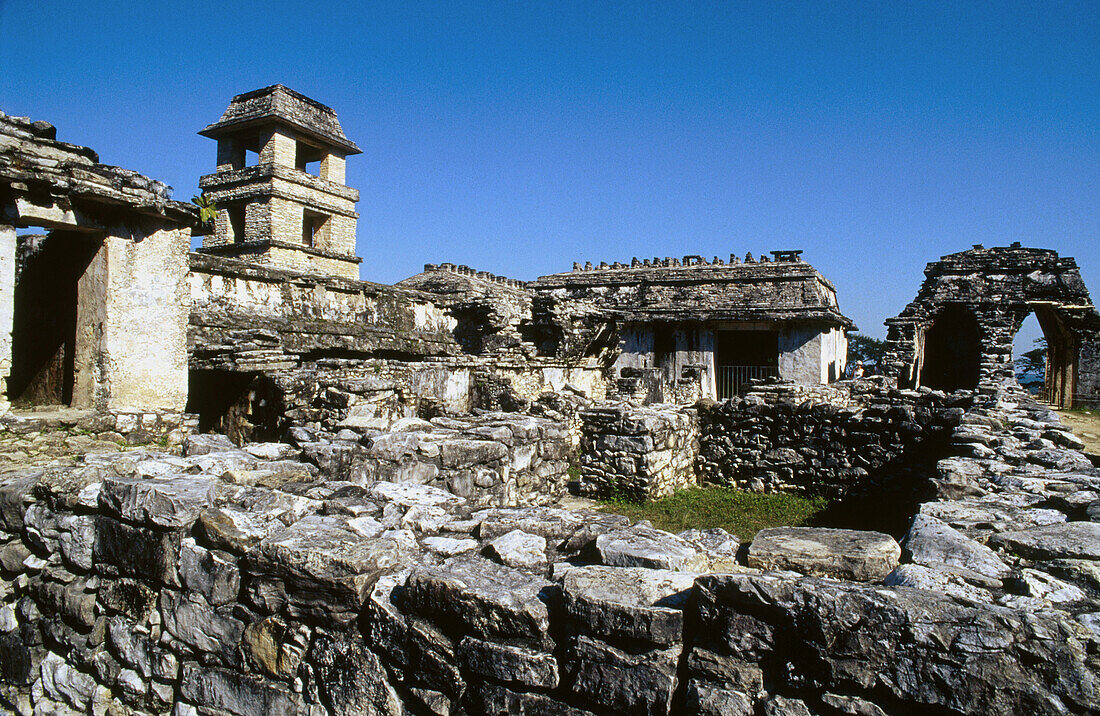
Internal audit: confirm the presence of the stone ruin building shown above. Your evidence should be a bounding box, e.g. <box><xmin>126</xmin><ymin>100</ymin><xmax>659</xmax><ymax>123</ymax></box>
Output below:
<box><xmin>528</xmin><ymin>250</ymin><xmax>852</xmax><ymax>402</ymax></box>
<box><xmin>885</xmin><ymin>243</ymin><xmax>1100</xmax><ymax>408</ymax></box>
<box><xmin>0</xmin><ymin>110</ymin><xmax>194</xmax><ymax>427</ymax></box>
<box><xmin>0</xmin><ymin>87</ymin><xmax>1098</xmax><ymax>716</ymax></box>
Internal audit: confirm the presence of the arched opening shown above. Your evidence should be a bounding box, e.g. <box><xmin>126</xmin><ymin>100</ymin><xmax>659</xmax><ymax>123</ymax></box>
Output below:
<box><xmin>1031</xmin><ymin>306</ymin><xmax>1077</xmax><ymax>407</ymax></box>
<box><xmin>919</xmin><ymin>305</ymin><xmax>981</xmax><ymax>392</ymax></box>
<box><xmin>1013</xmin><ymin>313</ymin><xmax>1045</xmax><ymax>396</ymax></box>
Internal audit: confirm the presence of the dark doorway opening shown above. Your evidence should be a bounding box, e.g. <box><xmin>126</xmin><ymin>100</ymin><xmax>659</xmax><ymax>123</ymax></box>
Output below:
<box><xmin>919</xmin><ymin>306</ymin><xmax>981</xmax><ymax>392</ymax></box>
<box><xmin>8</xmin><ymin>231</ymin><xmax>101</xmax><ymax>407</ymax></box>
<box><xmin>186</xmin><ymin>370</ymin><xmax>284</xmax><ymax>445</ymax></box>
<box><xmin>715</xmin><ymin>330</ymin><xmax>779</xmax><ymax>399</ymax></box>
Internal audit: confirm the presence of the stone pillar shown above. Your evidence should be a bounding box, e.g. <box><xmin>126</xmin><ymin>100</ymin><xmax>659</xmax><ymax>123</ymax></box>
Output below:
<box><xmin>0</xmin><ymin>224</ymin><xmax>15</xmax><ymax>414</ymax></box>
<box><xmin>74</xmin><ymin>222</ymin><xmax>189</xmax><ymax>412</ymax></box>
<box><xmin>320</xmin><ymin>152</ymin><xmax>345</xmax><ymax>184</ymax></box>
<box><xmin>260</xmin><ymin>128</ymin><xmax>297</xmax><ymax>168</ymax></box>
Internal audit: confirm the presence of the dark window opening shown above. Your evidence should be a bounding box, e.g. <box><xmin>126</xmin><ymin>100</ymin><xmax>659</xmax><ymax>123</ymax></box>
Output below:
<box><xmin>302</xmin><ymin>209</ymin><xmax>328</xmax><ymax>248</ymax></box>
<box><xmin>715</xmin><ymin>330</ymin><xmax>779</xmax><ymax>399</ymax></box>
<box><xmin>228</xmin><ymin>205</ymin><xmax>246</xmax><ymax>244</ymax></box>
<box><xmin>653</xmin><ymin>325</ymin><xmax>675</xmax><ymax>360</ymax></box>
<box><xmin>920</xmin><ymin>305</ymin><xmax>981</xmax><ymax>392</ymax></box>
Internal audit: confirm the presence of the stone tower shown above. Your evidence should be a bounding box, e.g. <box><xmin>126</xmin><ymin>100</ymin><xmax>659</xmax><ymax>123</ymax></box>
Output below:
<box><xmin>197</xmin><ymin>85</ymin><xmax>362</xmax><ymax>279</ymax></box>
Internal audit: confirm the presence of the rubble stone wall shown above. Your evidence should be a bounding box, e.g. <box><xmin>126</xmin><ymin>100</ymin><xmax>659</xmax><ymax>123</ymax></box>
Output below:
<box><xmin>695</xmin><ymin>385</ymin><xmax>964</xmax><ymax>501</ymax></box>
<box><xmin>295</xmin><ymin>411</ymin><xmax>573</xmax><ymax>507</ymax></box>
<box><xmin>574</xmin><ymin>383</ymin><xmax>961</xmax><ymax>504</ymax></box>
<box><xmin>188</xmin><ymin>253</ymin><xmax>456</xmax><ymax>366</ymax></box>
<box><xmin>577</xmin><ymin>404</ymin><xmax>699</xmax><ymax>500</ymax></box>
<box><xmin>1077</xmin><ymin>335</ymin><xmax>1100</xmax><ymax>409</ymax></box>
<box><xmin>1</xmin><ymin>384</ymin><xmax>1098</xmax><ymax>715</ymax></box>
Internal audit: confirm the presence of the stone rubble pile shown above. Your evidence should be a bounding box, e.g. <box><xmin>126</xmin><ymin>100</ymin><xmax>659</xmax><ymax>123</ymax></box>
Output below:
<box><xmin>294</xmin><ymin>411</ymin><xmax>574</xmax><ymax>507</ymax></box>
<box><xmin>0</xmin><ymin>384</ymin><xmax>1096</xmax><ymax>714</ymax></box>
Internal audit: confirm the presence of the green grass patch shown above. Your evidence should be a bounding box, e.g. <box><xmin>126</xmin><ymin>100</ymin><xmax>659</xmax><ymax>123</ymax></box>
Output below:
<box><xmin>599</xmin><ymin>486</ymin><xmax>829</xmax><ymax>542</ymax></box>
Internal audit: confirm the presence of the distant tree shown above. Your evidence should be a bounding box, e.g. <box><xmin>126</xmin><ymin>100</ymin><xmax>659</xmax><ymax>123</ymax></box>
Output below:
<box><xmin>847</xmin><ymin>334</ymin><xmax>887</xmax><ymax>372</ymax></box>
<box><xmin>1015</xmin><ymin>337</ymin><xmax>1047</xmax><ymax>382</ymax></box>
<box><xmin>191</xmin><ymin>194</ymin><xmax>217</xmax><ymax>226</ymax></box>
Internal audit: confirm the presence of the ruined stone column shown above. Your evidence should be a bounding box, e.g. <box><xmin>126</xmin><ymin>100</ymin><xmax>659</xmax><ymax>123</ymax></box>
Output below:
<box><xmin>0</xmin><ymin>224</ymin><xmax>14</xmax><ymax>414</ymax></box>
<box><xmin>73</xmin><ymin>222</ymin><xmax>189</xmax><ymax>412</ymax></box>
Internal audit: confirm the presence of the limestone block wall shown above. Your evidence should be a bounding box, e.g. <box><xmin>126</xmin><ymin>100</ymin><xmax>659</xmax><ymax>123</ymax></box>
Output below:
<box><xmin>1</xmin><ymin>386</ymin><xmax>1098</xmax><ymax>716</ymax></box>
<box><xmin>577</xmin><ymin>404</ymin><xmax>699</xmax><ymax>500</ymax></box>
<box><xmin>695</xmin><ymin>385</ymin><xmax>963</xmax><ymax>501</ymax></box>
<box><xmin>297</xmin><ymin>411</ymin><xmax>573</xmax><ymax>507</ymax></box>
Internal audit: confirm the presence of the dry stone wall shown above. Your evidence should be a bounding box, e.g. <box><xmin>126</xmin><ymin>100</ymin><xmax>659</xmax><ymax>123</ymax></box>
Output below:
<box><xmin>0</xmin><ymin>384</ymin><xmax>1098</xmax><ymax>714</ymax></box>
<box><xmin>695</xmin><ymin>382</ymin><xmax>965</xmax><ymax>501</ymax></box>
<box><xmin>577</xmin><ymin>404</ymin><xmax>698</xmax><ymax>500</ymax></box>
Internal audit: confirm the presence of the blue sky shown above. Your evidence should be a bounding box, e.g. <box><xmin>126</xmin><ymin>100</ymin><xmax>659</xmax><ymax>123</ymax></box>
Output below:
<box><xmin>1</xmin><ymin>1</ymin><xmax>1096</xmax><ymax>343</ymax></box>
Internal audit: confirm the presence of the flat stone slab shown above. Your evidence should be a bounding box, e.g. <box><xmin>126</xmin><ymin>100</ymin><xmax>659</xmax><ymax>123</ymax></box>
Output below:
<box><xmin>903</xmin><ymin>514</ymin><xmax>1010</xmax><ymax>579</ymax></box>
<box><xmin>596</xmin><ymin>524</ymin><xmax>709</xmax><ymax>571</ymax></box>
<box><xmin>367</xmin><ymin>481</ymin><xmax>465</xmax><ymax>510</ymax></box>
<box><xmin>249</xmin><ymin>515</ymin><xmax>416</xmax><ymax>615</ymax></box>
<box><xmin>99</xmin><ymin>475</ymin><xmax>215</xmax><ymax>528</ymax></box>
<box><xmin>562</xmin><ymin>565</ymin><xmax>697</xmax><ymax>645</ymax></box>
<box><xmin>476</xmin><ymin>507</ymin><xmax>586</xmax><ymax>541</ymax></box>
<box><xmin>457</xmin><ymin>636</ymin><xmax>558</xmax><ymax>689</ymax></box>
<box><xmin>404</xmin><ymin>554</ymin><xmax>553</xmax><ymax>643</ymax></box>
<box><xmin>989</xmin><ymin>522</ymin><xmax>1100</xmax><ymax>561</ymax></box>
<box><xmin>747</xmin><ymin>527</ymin><xmax>900</xmax><ymax>581</ymax></box>
<box><xmin>484</xmin><ymin>530</ymin><xmax>547</xmax><ymax>570</ymax></box>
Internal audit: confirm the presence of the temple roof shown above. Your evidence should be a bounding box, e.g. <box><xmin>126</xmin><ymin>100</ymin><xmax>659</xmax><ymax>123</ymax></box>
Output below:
<box><xmin>531</xmin><ymin>252</ymin><xmax>854</xmax><ymax>328</ymax></box>
<box><xmin>199</xmin><ymin>85</ymin><xmax>361</xmax><ymax>155</ymax></box>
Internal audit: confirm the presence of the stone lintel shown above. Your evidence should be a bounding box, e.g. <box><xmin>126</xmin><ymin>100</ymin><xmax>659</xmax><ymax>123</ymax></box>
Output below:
<box><xmin>199</xmin><ymin>164</ymin><xmax>359</xmax><ymax>203</ymax></box>
<box><xmin>196</xmin><ymin>239</ymin><xmax>361</xmax><ymax>265</ymax></box>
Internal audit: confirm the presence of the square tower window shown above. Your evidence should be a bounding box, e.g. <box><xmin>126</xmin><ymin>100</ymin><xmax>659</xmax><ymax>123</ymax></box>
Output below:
<box><xmin>302</xmin><ymin>209</ymin><xmax>329</xmax><ymax>247</ymax></box>
<box><xmin>295</xmin><ymin>141</ymin><xmax>323</xmax><ymax>175</ymax></box>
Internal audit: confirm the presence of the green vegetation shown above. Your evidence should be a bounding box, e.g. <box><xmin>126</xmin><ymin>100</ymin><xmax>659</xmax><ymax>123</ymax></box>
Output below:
<box><xmin>599</xmin><ymin>486</ymin><xmax>829</xmax><ymax>541</ymax></box>
<box><xmin>1015</xmin><ymin>336</ymin><xmax>1046</xmax><ymax>387</ymax></box>
<box><xmin>846</xmin><ymin>333</ymin><xmax>887</xmax><ymax>372</ymax></box>
<box><xmin>191</xmin><ymin>194</ymin><xmax>217</xmax><ymax>225</ymax></box>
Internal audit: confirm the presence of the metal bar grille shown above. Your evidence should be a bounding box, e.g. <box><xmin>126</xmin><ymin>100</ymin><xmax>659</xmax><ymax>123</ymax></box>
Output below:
<box><xmin>715</xmin><ymin>365</ymin><xmax>779</xmax><ymax>400</ymax></box>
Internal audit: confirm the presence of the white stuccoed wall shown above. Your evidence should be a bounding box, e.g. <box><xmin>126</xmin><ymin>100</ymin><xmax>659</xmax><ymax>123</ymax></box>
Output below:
<box><xmin>72</xmin><ymin>223</ymin><xmax>190</xmax><ymax>412</ymax></box>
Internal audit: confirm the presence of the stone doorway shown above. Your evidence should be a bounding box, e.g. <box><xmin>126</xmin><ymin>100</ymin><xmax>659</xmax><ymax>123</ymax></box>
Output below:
<box><xmin>187</xmin><ymin>370</ymin><xmax>284</xmax><ymax>445</ymax></box>
<box><xmin>7</xmin><ymin>231</ymin><xmax>103</xmax><ymax>408</ymax></box>
<box><xmin>715</xmin><ymin>330</ymin><xmax>779</xmax><ymax>399</ymax></box>
<box><xmin>1031</xmin><ymin>306</ymin><xmax>1077</xmax><ymax>407</ymax></box>
<box><xmin>918</xmin><ymin>305</ymin><xmax>981</xmax><ymax>392</ymax></box>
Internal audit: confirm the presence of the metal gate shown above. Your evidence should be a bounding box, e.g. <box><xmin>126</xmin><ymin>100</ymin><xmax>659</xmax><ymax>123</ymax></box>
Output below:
<box><xmin>715</xmin><ymin>365</ymin><xmax>779</xmax><ymax>400</ymax></box>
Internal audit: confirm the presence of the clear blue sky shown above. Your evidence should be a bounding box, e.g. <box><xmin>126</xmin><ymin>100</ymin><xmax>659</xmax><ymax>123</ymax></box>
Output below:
<box><xmin>1</xmin><ymin>1</ymin><xmax>1096</xmax><ymax>342</ymax></box>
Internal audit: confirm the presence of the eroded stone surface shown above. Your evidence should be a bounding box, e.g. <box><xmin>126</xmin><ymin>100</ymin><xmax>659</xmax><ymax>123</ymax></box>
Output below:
<box><xmin>747</xmin><ymin>527</ymin><xmax>901</xmax><ymax>581</ymax></box>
